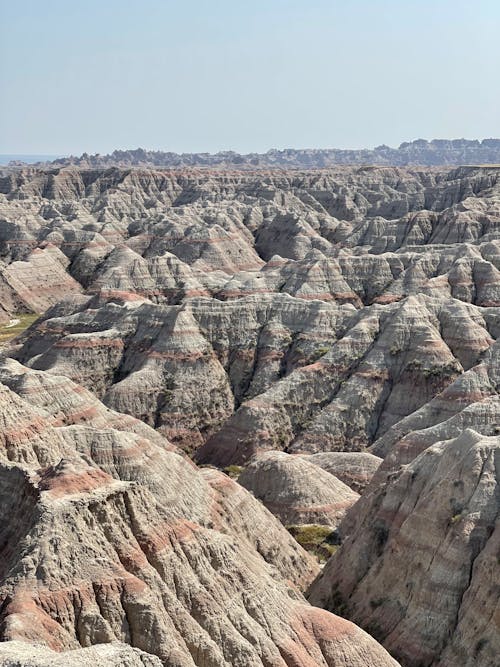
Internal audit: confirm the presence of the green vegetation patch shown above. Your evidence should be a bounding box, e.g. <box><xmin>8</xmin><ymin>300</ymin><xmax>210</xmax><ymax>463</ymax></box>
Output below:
<box><xmin>223</xmin><ymin>465</ymin><xmax>244</xmax><ymax>479</ymax></box>
<box><xmin>310</xmin><ymin>346</ymin><xmax>331</xmax><ymax>362</ymax></box>
<box><xmin>287</xmin><ymin>524</ymin><xmax>339</xmax><ymax>562</ymax></box>
<box><xmin>0</xmin><ymin>313</ymin><xmax>40</xmax><ymax>343</ymax></box>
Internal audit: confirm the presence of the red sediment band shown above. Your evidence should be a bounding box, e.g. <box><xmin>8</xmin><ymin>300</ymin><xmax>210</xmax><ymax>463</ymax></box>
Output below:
<box><xmin>38</xmin><ymin>465</ymin><xmax>113</xmax><ymax>498</ymax></box>
<box><xmin>1</xmin><ymin>592</ymin><xmax>69</xmax><ymax>651</ymax></box>
<box><xmin>54</xmin><ymin>338</ymin><xmax>124</xmax><ymax>349</ymax></box>
<box><xmin>134</xmin><ymin>518</ymin><xmax>200</xmax><ymax>557</ymax></box>
<box><xmin>372</xmin><ymin>294</ymin><xmax>404</xmax><ymax>304</ymax></box>
<box><xmin>97</xmin><ymin>289</ymin><xmax>149</xmax><ymax>301</ymax></box>
<box><xmin>56</xmin><ymin>405</ymin><xmax>100</xmax><ymax>424</ymax></box>
<box><xmin>278</xmin><ymin>604</ymin><xmax>356</xmax><ymax>665</ymax></box>
<box><xmin>183</xmin><ymin>288</ymin><xmax>211</xmax><ymax>297</ymax></box>
<box><xmin>1</xmin><ymin>417</ymin><xmax>52</xmax><ymax>444</ymax></box>
<box><xmin>145</xmin><ymin>350</ymin><xmax>208</xmax><ymax>361</ymax></box>
<box><xmin>300</xmin><ymin>361</ymin><xmax>327</xmax><ymax>373</ymax></box>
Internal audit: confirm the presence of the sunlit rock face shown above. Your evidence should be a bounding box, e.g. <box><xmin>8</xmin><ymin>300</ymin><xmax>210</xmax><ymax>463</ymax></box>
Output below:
<box><xmin>1</xmin><ymin>164</ymin><xmax>497</xmax><ymax>458</ymax></box>
<box><xmin>0</xmin><ymin>162</ymin><xmax>499</xmax><ymax>666</ymax></box>
<box><xmin>308</xmin><ymin>429</ymin><xmax>500</xmax><ymax>667</ymax></box>
<box><xmin>0</xmin><ymin>359</ymin><xmax>401</xmax><ymax>667</ymax></box>
<box><xmin>238</xmin><ymin>450</ymin><xmax>359</xmax><ymax>529</ymax></box>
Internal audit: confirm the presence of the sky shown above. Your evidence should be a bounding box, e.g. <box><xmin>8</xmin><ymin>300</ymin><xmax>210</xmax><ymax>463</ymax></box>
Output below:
<box><xmin>1</xmin><ymin>0</ymin><xmax>499</xmax><ymax>156</ymax></box>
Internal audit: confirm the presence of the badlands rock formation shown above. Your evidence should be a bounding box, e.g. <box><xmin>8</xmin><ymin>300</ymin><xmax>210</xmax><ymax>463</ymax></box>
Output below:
<box><xmin>308</xmin><ymin>429</ymin><xmax>500</xmax><ymax>667</ymax></box>
<box><xmin>0</xmin><ymin>359</ymin><xmax>399</xmax><ymax>667</ymax></box>
<box><xmin>238</xmin><ymin>450</ymin><xmax>359</xmax><ymax>528</ymax></box>
<box><xmin>0</xmin><ymin>161</ymin><xmax>499</xmax><ymax>665</ymax></box>
<box><xmin>299</xmin><ymin>452</ymin><xmax>382</xmax><ymax>493</ymax></box>
<box><xmin>0</xmin><ymin>641</ymin><xmax>163</xmax><ymax>667</ymax></box>
<box><xmin>24</xmin><ymin>138</ymin><xmax>500</xmax><ymax>168</ymax></box>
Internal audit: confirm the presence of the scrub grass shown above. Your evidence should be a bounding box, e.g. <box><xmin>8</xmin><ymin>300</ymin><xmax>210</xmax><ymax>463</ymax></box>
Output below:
<box><xmin>287</xmin><ymin>524</ymin><xmax>339</xmax><ymax>562</ymax></box>
<box><xmin>0</xmin><ymin>313</ymin><xmax>40</xmax><ymax>343</ymax></box>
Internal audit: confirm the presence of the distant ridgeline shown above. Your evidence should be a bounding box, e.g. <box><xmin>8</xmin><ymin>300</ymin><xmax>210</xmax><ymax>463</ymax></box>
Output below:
<box><xmin>26</xmin><ymin>138</ymin><xmax>500</xmax><ymax>169</ymax></box>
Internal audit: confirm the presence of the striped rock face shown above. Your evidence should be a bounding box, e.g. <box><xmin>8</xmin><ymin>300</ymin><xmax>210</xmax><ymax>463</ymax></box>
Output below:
<box><xmin>308</xmin><ymin>429</ymin><xmax>500</xmax><ymax>667</ymax></box>
<box><xmin>0</xmin><ymin>166</ymin><xmax>495</xmax><ymax>462</ymax></box>
<box><xmin>1</xmin><ymin>165</ymin><xmax>499</xmax><ymax>318</ymax></box>
<box><xmin>238</xmin><ymin>450</ymin><xmax>359</xmax><ymax>529</ymax></box>
<box><xmin>0</xmin><ymin>163</ymin><xmax>499</xmax><ymax>666</ymax></box>
<box><xmin>0</xmin><ymin>361</ymin><xmax>399</xmax><ymax>667</ymax></box>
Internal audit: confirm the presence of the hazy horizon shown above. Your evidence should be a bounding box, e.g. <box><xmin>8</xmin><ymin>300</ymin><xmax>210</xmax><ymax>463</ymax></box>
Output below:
<box><xmin>2</xmin><ymin>136</ymin><xmax>500</xmax><ymax>165</ymax></box>
<box><xmin>1</xmin><ymin>1</ymin><xmax>499</xmax><ymax>155</ymax></box>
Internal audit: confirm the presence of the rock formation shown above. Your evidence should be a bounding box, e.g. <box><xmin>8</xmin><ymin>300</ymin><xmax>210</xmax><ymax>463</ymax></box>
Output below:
<box><xmin>308</xmin><ymin>429</ymin><xmax>499</xmax><ymax>667</ymax></box>
<box><xmin>18</xmin><ymin>138</ymin><xmax>500</xmax><ymax>168</ymax></box>
<box><xmin>299</xmin><ymin>452</ymin><xmax>382</xmax><ymax>493</ymax></box>
<box><xmin>0</xmin><ymin>160</ymin><xmax>499</xmax><ymax>665</ymax></box>
<box><xmin>238</xmin><ymin>450</ymin><xmax>359</xmax><ymax>528</ymax></box>
<box><xmin>0</xmin><ymin>359</ymin><xmax>399</xmax><ymax>666</ymax></box>
<box><xmin>0</xmin><ymin>641</ymin><xmax>163</xmax><ymax>667</ymax></box>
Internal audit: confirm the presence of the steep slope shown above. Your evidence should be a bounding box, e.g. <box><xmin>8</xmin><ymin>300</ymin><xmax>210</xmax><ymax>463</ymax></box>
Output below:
<box><xmin>238</xmin><ymin>450</ymin><xmax>359</xmax><ymax>528</ymax></box>
<box><xmin>0</xmin><ymin>357</ymin><xmax>317</xmax><ymax>585</ymax></box>
<box><xmin>308</xmin><ymin>429</ymin><xmax>499</xmax><ymax>667</ymax></box>
<box><xmin>299</xmin><ymin>452</ymin><xmax>382</xmax><ymax>493</ymax></box>
<box><xmin>370</xmin><ymin>337</ymin><xmax>500</xmax><ymax>463</ymax></box>
<box><xmin>0</xmin><ymin>162</ymin><xmax>499</xmax><ymax>666</ymax></box>
<box><xmin>0</xmin><ymin>361</ymin><xmax>399</xmax><ymax>666</ymax></box>
<box><xmin>13</xmin><ymin>291</ymin><xmax>497</xmax><ymax>462</ymax></box>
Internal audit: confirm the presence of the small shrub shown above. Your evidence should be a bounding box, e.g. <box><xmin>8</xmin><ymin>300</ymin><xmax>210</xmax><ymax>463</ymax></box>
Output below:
<box><xmin>327</xmin><ymin>589</ymin><xmax>348</xmax><ymax>615</ymax></box>
<box><xmin>276</xmin><ymin>431</ymin><xmax>290</xmax><ymax>447</ymax></box>
<box><xmin>162</xmin><ymin>389</ymin><xmax>174</xmax><ymax>404</ymax></box>
<box><xmin>474</xmin><ymin>638</ymin><xmax>488</xmax><ymax>656</ymax></box>
<box><xmin>372</xmin><ymin>522</ymin><xmax>390</xmax><ymax>556</ymax></box>
<box><xmin>223</xmin><ymin>465</ymin><xmax>243</xmax><ymax>479</ymax></box>
<box><xmin>287</xmin><ymin>524</ymin><xmax>339</xmax><ymax>562</ymax></box>
<box><xmin>310</xmin><ymin>346</ymin><xmax>330</xmax><ymax>362</ymax></box>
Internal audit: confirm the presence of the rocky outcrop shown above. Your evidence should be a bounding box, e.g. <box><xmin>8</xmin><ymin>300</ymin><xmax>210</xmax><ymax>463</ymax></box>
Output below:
<box><xmin>12</xmin><ymin>290</ymin><xmax>496</xmax><ymax>462</ymax></box>
<box><xmin>0</xmin><ymin>641</ymin><xmax>163</xmax><ymax>666</ymax></box>
<box><xmin>196</xmin><ymin>294</ymin><xmax>494</xmax><ymax>464</ymax></box>
<box><xmin>0</xmin><ymin>245</ymin><xmax>82</xmax><ymax>315</ymax></box>
<box><xmin>370</xmin><ymin>337</ymin><xmax>500</xmax><ymax>462</ymax></box>
<box><xmin>299</xmin><ymin>452</ymin><xmax>382</xmax><ymax>493</ymax></box>
<box><xmin>0</xmin><ymin>162</ymin><xmax>499</xmax><ymax>666</ymax></box>
<box><xmin>238</xmin><ymin>450</ymin><xmax>359</xmax><ymax>529</ymax></box>
<box><xmin>0</xmin><ymin>357</ymin><xmax>317</xmax><ymax>584</ymax></box>
<box><xmin>1</xmin><ymin>165</ymin><xmax>499</xmax><ymax>322</ymax></box>
<box><xmin>308</xmin><ymin>429</ymin><xmax>500</xmax><ymax>667</ymax></box>
<box><xmin>22</xmin><ymin>138</ymin><xmax>500</xmax><ymax>168</ymax></box>
<box><xmin>0</xmin><ymin>360</ymin><xmax>399</xmax><ymax>666</ymax></box>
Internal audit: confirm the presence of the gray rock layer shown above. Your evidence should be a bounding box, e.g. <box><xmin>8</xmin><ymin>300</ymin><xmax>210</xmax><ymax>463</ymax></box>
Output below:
<box><xmin>0</xmin><ymin>359</ymin><xmax>399</xmax><ymax>667</ymax></box>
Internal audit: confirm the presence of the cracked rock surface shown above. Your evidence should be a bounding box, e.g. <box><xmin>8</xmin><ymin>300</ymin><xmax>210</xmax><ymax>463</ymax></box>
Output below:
<box><xmin>0</xmin><ymin>163</ymin><xmax>499</xmax><ymax>666</ymax></box>
<box><xmin>0</xmin><ymin>359</ymin><xmax>399</xmax><ymax>666</ymax></box>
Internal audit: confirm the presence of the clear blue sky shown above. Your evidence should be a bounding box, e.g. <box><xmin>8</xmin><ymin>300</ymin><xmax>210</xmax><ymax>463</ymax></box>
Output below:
<box><xmin>1</xmin><ymin>0</ymin><xmax>499</xmax><ymax>155</ymax></box>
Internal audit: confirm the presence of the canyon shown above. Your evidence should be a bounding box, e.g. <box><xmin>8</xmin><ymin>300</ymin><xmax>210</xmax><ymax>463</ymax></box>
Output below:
<box><xmin>0</xmin><ymin>161</ymin><xmax>498</xmax><ymax>666</ymax></box>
